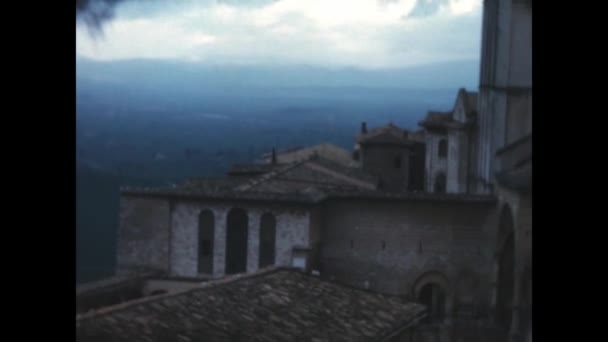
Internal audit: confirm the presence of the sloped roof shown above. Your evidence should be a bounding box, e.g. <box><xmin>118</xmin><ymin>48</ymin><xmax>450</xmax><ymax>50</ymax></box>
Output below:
<box><xmin>226</xmin><ymin>163</ymin><xmax>280</xmax><ymax>177</ymax></box>
<box><xmin>257</xmin><ymin>143</ymin><xmax>354</xmax><ymax>166</ymax></box>
<box><xmin>420</xmin><ymin>89</ymin><xmax>478</xmax><ymax>131</ymax></box>
<box><xmin>454</xmin><ymin>88</ymin><xmax>478</xmax><ymax>122</ymax></box>
<box><xmin>121</xmin><ymin>145</ymin><xmax>498</xmax><ymax>204</ymax></box>
<box><xmin>418</xmin><ymin>111</ymin><xmax>454</xmax><ymax>130</ymax></box>
<box><xmin>76</xmin><ymin>267</ymin><xmax>426</xmax><ymax>342</ymax></box>
<box><xmin>236</xmin><ymin>154</ymin><xmax>377</xmax><ymax>193</ymax></box>
<box><xmin>357</xmin><ymin>123</ymin><xmax>410</xmax><ymax>146</ymax></box>
<box><xmin>121</xmin><ymin>154</ymin><xmax>378</xmax><ymax>204</ymax></box>
<box><xmin>466</xmin><ymin>92</ymin><xmax>478</xmax><ymax>113</ymax></box>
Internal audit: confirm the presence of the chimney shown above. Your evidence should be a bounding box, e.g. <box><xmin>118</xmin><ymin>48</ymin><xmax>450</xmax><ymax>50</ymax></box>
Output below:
<box><xmin>271</xmin><ymin>148</ymin><xmax>277</xmax><ymax>164</ymax></box>
<box><xmin>361</xmin><ymin>122</ymin><xmax>367</xmax><ymax>134</ymax></box>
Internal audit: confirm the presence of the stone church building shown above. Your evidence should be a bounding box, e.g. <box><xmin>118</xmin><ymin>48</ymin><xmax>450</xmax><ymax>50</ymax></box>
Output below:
<box><xmin>110</xmin><ymin>0</ymin><xmax>531</xmax><ymax>341</ymax></box>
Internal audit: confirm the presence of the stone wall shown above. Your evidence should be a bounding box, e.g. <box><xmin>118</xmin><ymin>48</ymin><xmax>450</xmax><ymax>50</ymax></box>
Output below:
<box><xmin>493</xmin><ymin>186</ymin><xmax>532</xmax><ymax>338</ymax></box>
<box><xmin>308</xmin><ymin>206</ymin><xmax>323</xmax><ymax>271</ymax></box>
<box><xmin>425</xmin><ymin>133</ymin><xmax>448</xmax><ymax>192</ymax></box>
<box><xmin>476</xmin><ymin>0</ymin><xmax>532</xmax><ymax>193</ymax></box>
<box><xmin>169</xmin><ymin>200</ymin><xmax>311</xmax><ymax>278</ymax></box>
<box><xmin>476</xmin><ymin>88</ymin><xmax>508</xmax><ymax>193</ymax></box>
<box><xmin>319</xmin><ymin>199</ymin><xmax>497</xmax><ymax>316</ymax></box>
<box><xmin>447</xmin><ymin>130</ymin><xmax>465</xmax><ymax>194</ymax></box>
<box><xmin>116</xmin><ymin>196</ymin><xmax>171</xmax><ymax>275</ymax></box>
<box><xmin>361</xmin><ymin>144</ymin><xmax>409</xmax><ymax>191</ymax></box>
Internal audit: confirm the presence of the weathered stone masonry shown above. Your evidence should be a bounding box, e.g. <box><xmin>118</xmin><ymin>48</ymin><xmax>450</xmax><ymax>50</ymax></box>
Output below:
<box><xmin>118</xmin><ymin>196</ymin><xmax>312</xmax><ymax>279</ymax></box>
<box><xmin>116</xmin><ymin>197</ymin><xmax>171</xmax><ymax>275</ymax></box>
<box><xmin>319</xmin><ymin>198</ymin><xmax>497</xmax><ymax>317</ymax></box>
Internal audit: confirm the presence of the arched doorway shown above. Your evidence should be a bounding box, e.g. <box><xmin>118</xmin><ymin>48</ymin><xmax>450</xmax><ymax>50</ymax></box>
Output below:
<box><xmin>198</xmin><ymin>209</ymin><xmax>215</xmax><ymax>274</ymax></box>
<box><xmin>495</xmin><ymin>205</ymin><xmax>515</xmax><ymax>331</ymax></box>
<box><xmin>419</xmin><ymin>283</ymin><xmax>447</xmax><ymax>323</ymax></box>
<box><xmin>413</xmin><ymin>272</ymin><xmax>450</xmax><ymax>324</ymax></box>
<box><xmin>259</xmin><ymin>213</ymin><xmax>276</xmax><ymax>268</ymax></box>
<box><xmin>225</xmin><ymin>208</ymin><xmax>248</xmax><ymax>274</ymax></box>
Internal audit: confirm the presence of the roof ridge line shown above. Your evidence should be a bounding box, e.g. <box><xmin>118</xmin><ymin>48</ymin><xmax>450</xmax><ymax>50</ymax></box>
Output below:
<box><xmin>234</xmin><ymin>155</ymin><xmax>317</xmax><ymax>192</ymax></box>
<box><xmin>76</xmin><ymin>266</ymin><xmax>295</xmax><ymax>322</ymax></box>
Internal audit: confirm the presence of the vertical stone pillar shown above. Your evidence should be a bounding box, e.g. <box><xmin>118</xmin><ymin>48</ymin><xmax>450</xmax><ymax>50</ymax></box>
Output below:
<box><xmin>247</xmin><ymin>211</ymin><xmax>261</xmax><ymax>273</ymax></box>
<box><xmin>213</xmin><ymin>208</ymin><xmax>227</xmax><ymax>278</ymax></box>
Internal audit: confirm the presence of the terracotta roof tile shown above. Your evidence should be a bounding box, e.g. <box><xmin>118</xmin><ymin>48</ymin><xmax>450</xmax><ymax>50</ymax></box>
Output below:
<box><xmin>77</xmin><ymin>268</ymin><xmax>426</xmax><ymax>342</ymax></box>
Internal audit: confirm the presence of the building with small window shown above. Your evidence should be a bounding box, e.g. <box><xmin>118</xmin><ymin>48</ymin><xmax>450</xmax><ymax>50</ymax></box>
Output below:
<box><xmin>419</xmin><ymin>88</ymin><xmax>480</xmax><ymax>194</ymax></box>
<box><xmin>81</xmin><ymin>2</ymin><xmax>531</xmax><ymax>340</ymax></box>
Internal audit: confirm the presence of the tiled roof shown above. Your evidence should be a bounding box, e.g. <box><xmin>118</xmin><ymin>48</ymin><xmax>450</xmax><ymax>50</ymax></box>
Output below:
<box><xmin>121</xmin><ymin>186</ymin><xmax>322</xmax><ymax>204</ymax></box>
<box><xmin>257</xmin><ymin>143</ymin><xmax>354</xmax><ymax>166</ymax></box>
<box><xmin>178</xmin><ymin>178</ymin><xmax>246</xmax><ymax>192</ymax></box>
<box><xmin>77</xmin><ymin>272</ymin><xmax>161</xmax><ymax>297</ymax></box>
<box><xmin>121</xmin><ymin>152</ymin><xmax>497</xmax><ymax>204</ymax></box>
<box><xmin>121</xmin><ymin>184</ymin><xmax>496</xmax><ymax>205</ymax></box>
<box><xmin>309</xmin><ymin>156</ymin><xmax>378</xmax><ymax>186</ymax></box>
<box><xmin>418</xmin><ymin>111</ymin><xmax>454</xmax><ymax>129</ymax></box>
<box><xmin>121</xmin><ymin>154</ymin><xmax>378</xmax><ymax>203</ymax></box>
<box><xmin>226</xmin><ymin>164</ymin><xmax>280</xmax><ymax>176</ymax></box>
<box><xmin>325</xmin><ymin>190</ymin><xmax>498</xmax><ymax>204</ymax></box>
<box><xmin>77</xmin><ymin>267</ymin><xmax>426</xmax><ymax>342</ymax></box>
<box><xmin>357</xmin><ymin>123</ymin><xmax>411</xmax><ymax>146</ymax></box>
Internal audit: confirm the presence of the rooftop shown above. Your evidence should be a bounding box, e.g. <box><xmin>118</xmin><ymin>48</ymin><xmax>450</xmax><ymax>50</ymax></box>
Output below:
<box><xmin>257</xmin><ymin>143</ymin><xmax>354</xmax><ymax>166</ymax></box>
<box><xmin>122</xmin><ymin>154</ymin><xmax>378</xmax><ymax>204</ymax></box>
<box><xmin>418</xmin><ymin>111</ymin><xmax>454</xmax><ymax>130</ymax></box>
<box><xmin>226</xmin><ymin>163</ymin><xmax>280</xmax><ymax>177</ymax></box>
<box><xmin>357</xmin><ymin>123</ymin><xmax>412</xmax><ymax>146</ymax></box>
<box><xmin>77</xmin><ymin>267</ymin><xmax>426</xmax><ymax>342</ymax></box>
<box><xmin>458</xmin><ymin>88</ymin><xmax>478</xmax><ymax>116</ymax></box>
<box><xmin>121</xmin><ymin>152</ymin><xmax>497</xmax><ymax>205</ymax></box>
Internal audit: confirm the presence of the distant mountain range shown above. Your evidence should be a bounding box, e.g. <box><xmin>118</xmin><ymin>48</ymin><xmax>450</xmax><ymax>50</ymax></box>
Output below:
<box><xmin>76</xmin><ymin>57</ymin><xmax>480</xmax><ymax>283</ymax></box>
<box><xmin>76</xmin><ymin>57</ymin><xmax>479</xmax><ymax>91</ymax></box>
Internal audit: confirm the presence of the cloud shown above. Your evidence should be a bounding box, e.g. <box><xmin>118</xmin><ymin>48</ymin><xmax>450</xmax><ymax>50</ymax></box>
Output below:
<box><xmin>408</xmin><ymin>0</ymin><xmax>480</xmax><ymax>18</ymax></box>
<box><xmin>76</xmin><ymin>0</ymin><xmax>482</xmax><ymax>68</ymax></box>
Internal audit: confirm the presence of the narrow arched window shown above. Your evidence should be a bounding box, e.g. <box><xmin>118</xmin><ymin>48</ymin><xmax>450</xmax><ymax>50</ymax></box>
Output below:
<box><xmin>259</xmin><ymin>213</ymin><xmax>276</xmax><ymax>268</ymax></box>
<box><xmin>226</xmin><ymin>208</ymin><xmax>248</xmax><ymax>275</ymax></box>
<box><xmin>198</xmin><ymin>210</ymin><xmax>215</xmax><ymax>274</ymax></box>
<box><xmin>438</xmin><ymin>139</ymin><xmax>447</xmax><ymax>158</ymax></box>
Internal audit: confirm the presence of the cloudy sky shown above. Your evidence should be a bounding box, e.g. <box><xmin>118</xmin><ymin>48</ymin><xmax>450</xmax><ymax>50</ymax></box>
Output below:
<box><xmin>76</xmin><ymin>0</ymin><xmax>482</xmax><ymax>69</ymax></box>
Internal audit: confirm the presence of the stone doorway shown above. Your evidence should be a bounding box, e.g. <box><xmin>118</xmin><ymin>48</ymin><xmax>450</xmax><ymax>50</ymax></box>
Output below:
<box><xmin>419</xmin><ymin>283</ymin><xmax>447</xmax><ymax>323</ymax></box>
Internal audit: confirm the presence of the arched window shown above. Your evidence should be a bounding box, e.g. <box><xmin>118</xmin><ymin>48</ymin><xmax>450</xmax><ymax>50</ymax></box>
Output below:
<box><xmin>198</xmin><ymin>210</ymin><xmax>214</xmax><ymax>274</ymax></box>
<box><xmin>226</xmin><ymin>208</ymin><xmax>248</xmax><ymax>275</ymax></box>
<box><xmin>434</xmin><ymin>172</ymin><xmax>446</xmax><ymax>193</ymax></box>
<box><xmin>259</xmin><ymin>213</ymin><xmax>276</xmax><ymax>268</ymax></box>
<box><xmin>438</xmin><ymin>139</ymin><xmax>448</xmax><ymax>158</ymax></box>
